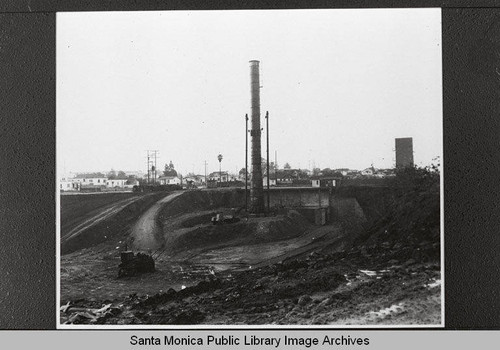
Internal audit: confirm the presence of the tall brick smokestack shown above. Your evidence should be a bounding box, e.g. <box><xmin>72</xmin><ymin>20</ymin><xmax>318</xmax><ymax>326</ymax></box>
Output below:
<box><xmin>249</xmin><ymin>60</ymin><xmax>264</xmax><ymax>214</ymax></box>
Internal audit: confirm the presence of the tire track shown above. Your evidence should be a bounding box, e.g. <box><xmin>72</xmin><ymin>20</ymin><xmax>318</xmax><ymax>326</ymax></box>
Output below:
<box><xmin>130</xmin><ymin>191</ymin><xmax>184</xmax><ymax>251</ymax></box>
<box><xmin>61</xmin><ymin>196</ymin><xmax>145</xmax><ymax>244</ymax></box>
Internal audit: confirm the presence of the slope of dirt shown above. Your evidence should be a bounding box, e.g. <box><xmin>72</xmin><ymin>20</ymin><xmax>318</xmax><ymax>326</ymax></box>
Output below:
<box><xmin>61</xmin><ymin>192</ymin><xmax>167</xmax><ymax>255</ymax></box>
<box><xmin>60</xmin><ymin>209</ymin><xmax>441</xmax><ymax>326</ymax></box>
<box><xmin>59</xmin><ymin>222</ymin><xmax>346</xmax><ymax>306</ymax></box>
<box><xmin>352</xmin><ymin>179</ymin><xmax>440</xmax><ymax>262</ymax></box>
<box><xmin>60</xmin><ymin>191</ymin><xmax>331</xmax><ymax>303</ymax></box>
<box><xmin>61</xmin><ymin>196</ymin><xmax>142</xmax><ymax>244</ymax></box>
<box><xmin>162</xmin><ymin>210</ymin><xmax>312</xmax><ymax>256</ymax></box>
<box><xmin>61</xmin><ymin>192</ymin><xmax>139</xmax><ymax>234</ymax></box>
<box><xmin>157</xmin><ymin>189</ymin><xmax>246</xmax><ymax>219</ymax></box>
<box><xmin>60</xmin><ymin>174</ymin><xmax>441</xmax><ymax>326</ymax></box>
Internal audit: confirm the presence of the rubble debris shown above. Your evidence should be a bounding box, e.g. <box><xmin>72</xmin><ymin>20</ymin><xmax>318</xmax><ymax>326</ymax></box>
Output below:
<box><xmin>60</xmin><ymin>302</ymin><xmax>117</xmax><ymax>324</ymax></box>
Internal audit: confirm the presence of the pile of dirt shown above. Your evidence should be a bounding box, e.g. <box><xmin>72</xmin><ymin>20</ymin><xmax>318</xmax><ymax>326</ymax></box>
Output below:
<box><xmin>352</xmin><ymin>183</ymin><xmax>440</xmax><ymax>263</ymax></box>
<box><xmin>163</xmin><ymin>210</ymin><xmax>311</xmax><ymax>255</ymax></box>
<box><xmin>158</xmin><ymin>189</ymin><xmax>246</xmax><ymax>220</ymax></box>
<box><xmin>180</xmin><ymin>213</ymin><xmax>217</xmax><ymax>228</ymax></box>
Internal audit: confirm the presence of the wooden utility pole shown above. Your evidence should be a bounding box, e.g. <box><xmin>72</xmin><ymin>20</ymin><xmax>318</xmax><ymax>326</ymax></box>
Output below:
<box><xmin>245</xmin><ymin>113</ymin><xmax>248</xmax><ymax>211</ymax></box>
<box><xmin>204</xmin><ymin>161</ymin><xmax>207</xmax><ymax>187</ymax></box>
<box><xmin>275</xmin><ymin>150</ymin><xmax>278</xmax><ymax>184</ymax></box>
<box><xmin>150</xmin><ymin>150</ymin><xmax>159</xmax><ymax>184</ymax></box>
<box><xmin>147</xmin><ymin>151</ymin><xmax>150</xmax><ymax>184</ymax></box>
<box><xmin>266</xmin><ymin>111</ymin><xmax>270</xmax><ymax>212</ymax></box>
<box><xmin>154</xmin><ymin>151</ymin><xmax>158</xmax><ymax>184</ymax></box>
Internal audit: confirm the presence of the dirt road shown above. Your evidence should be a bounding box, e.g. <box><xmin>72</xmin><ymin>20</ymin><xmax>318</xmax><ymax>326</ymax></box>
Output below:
<box><xmin>182</xmin><ymin>224</ymin><xmax>345</xmax><ymax>268</ymax></box>
<box><xmin>61</xmin><ymin>196</ymin><xmax>145</xmax><ymax>245</ymax></box>
<box><xmin>130</xmin><ymin>191</ymin><xmax>184</xmax><ymax>251</ymax></box>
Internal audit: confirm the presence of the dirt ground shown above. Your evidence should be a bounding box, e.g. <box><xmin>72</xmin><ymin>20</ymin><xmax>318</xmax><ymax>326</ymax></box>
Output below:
<box><xmin>60</xmin><ymin>187</ymin><xmax>441</xmax><ymax>326</ymax></box>
<box><xmin>60</xmin><ymin>192</ymin><xmax>167</xmax><ymax>254</ymax></box>
<box><xmin>60</xmin><ymin>242</ymin><xmax>441</xmax><ymax>325</ymax></box>
<box><xmin>60</xmin><ymin>192</ymin><xmax>139</xmax><ymax>234</ymax></box>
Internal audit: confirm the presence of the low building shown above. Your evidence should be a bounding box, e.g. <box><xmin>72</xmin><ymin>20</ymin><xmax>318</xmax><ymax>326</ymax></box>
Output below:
<box><xmin>124</xmin><ymin>178</ymin><xmax>140</xmax><ymax>188</ymax></box>
<box><xmin>106</xmin><ymin>178</ymin><xmax>127</xmax><ymax>188</ymax></box>
<box><xmin>184</xmin><ymin>175</ymin><xmax>206</xmax><ymax>187</ymax></box>
<box><xmin>208</xmin><ymin>171</ymin><xmax>232</xmax><ymax>182</ymax></box>
<box><xmin>311</xmin><ymin>176</ymin><xmax>339</xmax><ymax>188</ymax></box>
<box><xmin>59</xmin><ymin>178</ymin><xmax>79</xmax><ymax>192</ymax></box>
<box><xmin>360</xmin><ymin>168</ymin><xmax>374</xmax><ymax>176</ymax></box>
<box><xmin>262</xmin><ymin>176</ymin><xmax>277</xmax><ymax>187</ymax></box>
<box><xmin>275</xmin><ymin>171</ymin><xmax>293</xmax><ymax>185</ymax></box>
<box><xmin>158</xmin><ymin>176</ymin><xmax>181</xmax><ymax>185</ymax></box>
<box><xmin>73</xmin><ymin>173</ymin><xmax>107</xmax><ymax>186</ymax></box>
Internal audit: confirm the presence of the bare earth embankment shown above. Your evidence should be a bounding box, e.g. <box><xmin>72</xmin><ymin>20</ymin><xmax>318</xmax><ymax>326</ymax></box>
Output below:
<box><xmin>61</xmin><ymin>192</ymin><xmax>139</xmax><ymax>234</ymax></box>
<box><xmin>60</xmin><ymin>173</ymin><xmax>441</xmax><ymax>326</ymax></box>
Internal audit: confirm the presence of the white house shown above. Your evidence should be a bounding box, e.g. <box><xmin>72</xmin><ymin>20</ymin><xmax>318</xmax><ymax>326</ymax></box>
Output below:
<box><xmin>106</xmin><ymin>178</ymin><xmax>127</xmax><ymax>188</ymax></box>
<box><xmin>158</xmin><ymin>176</ymin><xmax>181</xmax><ymax>185</ymax></box>
<box><xmin>124</xmin><ymin>179</ymin><xmax>140</xmax><ymax>188</ymax></box>
<box><xmin>208</xmin><ymin>172</ymin><xmax>231</xmax><ymax>182</ymax></box>
<box><xmin>73</xmin><ymin>173</ymin><xmax>108</xmax><ymax>186</ymax></box>
<box><xmin>59</xmin><ymin>178</ymin><xmax>79</xmax><ymax>192</ymax></box>
<box><xmin>184</xmin><ymin>175</ymin><xmax>206</xmax><ymax>187</ymax></box>
<box><xmin>360</xmin><ymin>168</ymin><xmax>374</xmax><ymax>176</ymax></box>
<box><xmin>262</xmin><ymin>176</ymin><xmax>277</xmax><ymax>187</ymax></box>
<box><xmin>275</xmin><ymin>171</ymin><xmax>293</xmax><ymax>185</ymax></box>
<box><xmin>312</xmin><ymin>177</ymin><xmax>337</xmax><ymax>188</ymax></box>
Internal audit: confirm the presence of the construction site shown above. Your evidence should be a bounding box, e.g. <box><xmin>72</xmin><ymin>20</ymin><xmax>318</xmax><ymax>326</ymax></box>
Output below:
<box><xmin>59</xmin><ymin>61</ymin><xmax>442</xmax><ymax>326</ymax></box>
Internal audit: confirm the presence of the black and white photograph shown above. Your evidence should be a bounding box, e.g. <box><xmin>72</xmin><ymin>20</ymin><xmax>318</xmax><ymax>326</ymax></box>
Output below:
<box><xmin>57</xmin><ymin>9</ymin><xmax>443</xmax><ymax>327</ymax></box>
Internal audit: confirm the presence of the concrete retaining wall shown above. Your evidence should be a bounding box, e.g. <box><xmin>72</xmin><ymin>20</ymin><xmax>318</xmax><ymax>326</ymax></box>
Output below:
<box><xmin>266</xmin><ymin>188</ymin><xmax>330</xmax><ymax>208</ymax></box>
<box><xmin>330</xmin><ymin>197</ymin><xmax>367</xmax><ymax>226</ymax></box>
<box><xmin>265</xmin><ymin>188</ymin><xmax>367</xmax><ymax>227</ymax></box>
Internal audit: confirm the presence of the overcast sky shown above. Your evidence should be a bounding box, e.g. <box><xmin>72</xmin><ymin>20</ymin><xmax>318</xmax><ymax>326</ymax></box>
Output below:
<box><xmin>57</xmin><ymin>9</ymin><xmax>442</xmax><ymax>176</ymax></box>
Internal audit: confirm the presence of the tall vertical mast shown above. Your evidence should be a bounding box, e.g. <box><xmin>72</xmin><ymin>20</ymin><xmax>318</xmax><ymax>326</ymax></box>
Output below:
<box><xmin>245</xmin><ymin>113</ymin><xmax>249</xmax><ymax>211</ymax></box>
<box><xmin>249</xmin><ymin>60</ymin><xmax>264</xmax><ymax>214</ymax></box>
